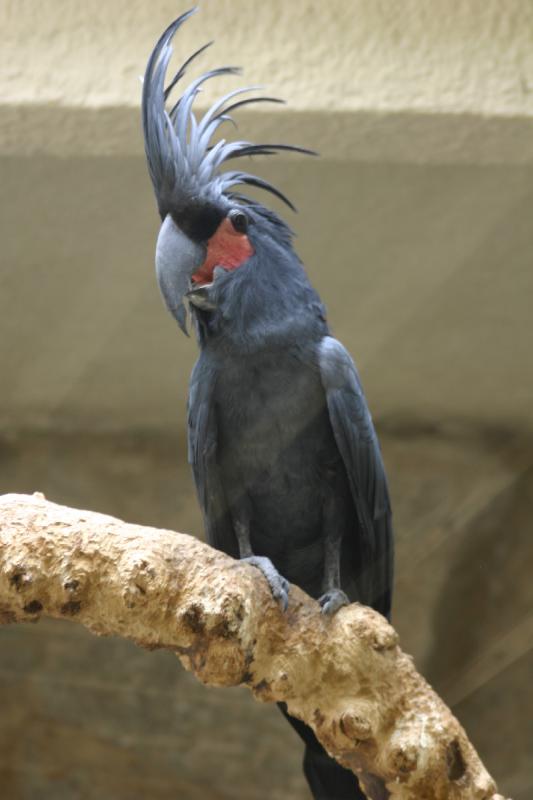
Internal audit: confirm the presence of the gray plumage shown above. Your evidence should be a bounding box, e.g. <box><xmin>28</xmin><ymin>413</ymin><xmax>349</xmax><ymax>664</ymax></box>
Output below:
<box><xmin>186</xmin><ymin>221</ymin><xmax>393</xmax><ymax>616</ymax></box>
<box><xmin>142</xmin><ymin>11</ymin><xmax>393</xmax><ymax>799</ymax></box>
<box><xmin>142</xmin><ymin>8</ymin><xmax>314</xmax><ymax>219</ymax></box>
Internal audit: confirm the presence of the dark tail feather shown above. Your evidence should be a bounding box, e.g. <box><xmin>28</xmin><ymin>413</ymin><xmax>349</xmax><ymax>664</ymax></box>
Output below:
<box><xmin>278</xmin><ymin>704</ymin><xmax>367</xmax><ymax>800</ymax></box>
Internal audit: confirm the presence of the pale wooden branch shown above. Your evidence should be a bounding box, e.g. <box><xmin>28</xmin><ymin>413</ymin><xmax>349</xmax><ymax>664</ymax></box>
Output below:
<box><xmin>0</xmin><ymin>493</ymin><xmax>508</xmax><ymax>800</ymax></box>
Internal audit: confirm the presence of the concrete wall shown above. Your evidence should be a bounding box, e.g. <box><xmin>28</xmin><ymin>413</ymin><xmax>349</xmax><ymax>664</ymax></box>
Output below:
<box><xmin>0</xmin><ymin>2</ymin><xmax>532</xmax><ymax>799</ymax></box>
<box><xmin>2</xmin><ymin>157</ymin><xmax>533</xmax><ymax>433</ymax></box>
<box><xmin>2</xmin><ymin>0</ymin><xmax>533</xmax><ymax>162</ymax></box>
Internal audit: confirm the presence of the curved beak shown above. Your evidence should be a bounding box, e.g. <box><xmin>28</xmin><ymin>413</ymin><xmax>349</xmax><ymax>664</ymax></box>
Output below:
<box><xmin>155</xmin><ymin>215</ymin><xmax>206</xmax><ymax>335</ymax></box>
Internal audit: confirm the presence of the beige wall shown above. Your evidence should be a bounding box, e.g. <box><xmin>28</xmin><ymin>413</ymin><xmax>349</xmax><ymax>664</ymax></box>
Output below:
<box><xmin>1</xmin><ymin>1</ymin><xmax>533</xmax><ymax>434</ymax></box>
<box><xmin>1</xmin><ymin>157</ymin><xmax>533</xmax><ymax>433</ymax></box>
<box><xmin>1</xmin><ymin>0</ymin><xmax>533</xmax><ymax>161</ymax></box>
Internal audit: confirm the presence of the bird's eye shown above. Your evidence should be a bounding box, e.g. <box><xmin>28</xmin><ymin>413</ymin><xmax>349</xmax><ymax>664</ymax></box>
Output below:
<box><xmin>229</xmin><ymin>210</ymin><xmax>248</xmax><ymax>234</ymax></box>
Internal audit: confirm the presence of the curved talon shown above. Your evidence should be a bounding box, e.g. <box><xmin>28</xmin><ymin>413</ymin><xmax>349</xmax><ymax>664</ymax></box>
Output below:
<box><xmin>241</xmin><ymin>555</ymin><xmax>289</xmax><ymax>611</ymax></box>
<box><xmin>318</xmin><ymin>588</ymin><xmax>349</xmax><ymax>615</ymax></box>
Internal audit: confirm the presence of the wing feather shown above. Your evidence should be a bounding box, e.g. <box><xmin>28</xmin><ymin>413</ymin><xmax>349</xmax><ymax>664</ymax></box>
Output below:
<box><xmin>319</xmin><ymin>336</ymin><xmax>393</xmax><ymax>616</ymax></box>
<box><xmin>187</xmin><ymin>356</ymin><xmax>237</xmax><ymax>557</ymax></box>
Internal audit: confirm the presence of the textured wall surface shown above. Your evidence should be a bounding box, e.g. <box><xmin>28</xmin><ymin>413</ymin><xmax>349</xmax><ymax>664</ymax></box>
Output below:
<box><xmin>1</xmin><ymin>0</ymin><xmax>533</xmax><ymax>161</ymax></box>
<box><xmin>4</xmin><ymin>0</ymin><xmax>533</xmax><ymax>112</ymax></box>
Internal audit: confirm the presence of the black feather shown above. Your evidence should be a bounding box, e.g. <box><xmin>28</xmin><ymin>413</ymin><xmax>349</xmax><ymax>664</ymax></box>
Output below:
<box><xmin>141</xmin><ymin>9</ymin><xmax>315</xmax><ymax>217</ymax></box>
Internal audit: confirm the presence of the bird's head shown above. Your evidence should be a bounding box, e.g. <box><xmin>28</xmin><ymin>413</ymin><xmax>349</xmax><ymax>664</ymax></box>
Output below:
<box><xmin>142</xmin><ymin>8</ymin><xmax>315</xmax><ymax>335</ymax></box>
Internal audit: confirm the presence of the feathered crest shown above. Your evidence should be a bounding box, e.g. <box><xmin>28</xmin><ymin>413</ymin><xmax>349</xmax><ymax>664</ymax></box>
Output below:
<box><xmin>142</xmin><ymin>8</ymin><xmax>315</xmax><ymax>219</ymax></box>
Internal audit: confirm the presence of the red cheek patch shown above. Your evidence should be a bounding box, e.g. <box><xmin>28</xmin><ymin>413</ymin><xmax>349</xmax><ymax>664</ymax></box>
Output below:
<box><xmin>192</xmin><ymin>217</ymin><xmax>254</xmax><ymax>285</ymax></box>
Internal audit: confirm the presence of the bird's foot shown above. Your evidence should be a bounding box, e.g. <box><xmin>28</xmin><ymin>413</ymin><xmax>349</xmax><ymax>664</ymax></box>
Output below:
<box><xmin>319</xmin><ymin>588</ymin><xmax>349</xmax><ymax>615</ymax></box>
<box><xmin>241</xmin><ymin>556</ymin><xmax>289</xmax><ymax>611</ymax></box>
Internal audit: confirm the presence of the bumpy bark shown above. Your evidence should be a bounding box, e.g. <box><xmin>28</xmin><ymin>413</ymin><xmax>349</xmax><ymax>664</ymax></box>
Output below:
<box><xmin>0</xmin><ymin>493</ymin><xmax>508</xmax><ymax>800</ymax></box>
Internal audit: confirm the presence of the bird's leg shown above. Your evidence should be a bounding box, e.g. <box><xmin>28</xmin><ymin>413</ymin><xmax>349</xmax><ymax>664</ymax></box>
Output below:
<box><xmin>319</xmin><ymin>494</ymin><xmax>349</xmax><ymax>615</ymax></box>
<box><xmin>233</xmin><ymin>504</ymin><xmax>289</xmax><ymax>611</ymax></box>
<box><xmin>319</xmin><ymin>534</ymin><xmax>349</xmax><ymax>615</ymax></box>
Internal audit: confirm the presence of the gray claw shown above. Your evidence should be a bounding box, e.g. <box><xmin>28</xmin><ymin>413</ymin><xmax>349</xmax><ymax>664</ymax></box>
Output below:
<box><xmin>319</xmin><ymin>588</ymin><xmax>349</xmax><ymax>615</ymax></box>
<box><xmin>242</xmin><ymin>555</ymin><xmax>289</xmax><ymax>611</ymax></box>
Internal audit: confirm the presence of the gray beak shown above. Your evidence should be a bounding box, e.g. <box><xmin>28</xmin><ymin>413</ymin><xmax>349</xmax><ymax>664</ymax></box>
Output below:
<box><xmin>155</xmin><ymin>214</ymin><xmax>206</xmax><ymax>335</ymax></box>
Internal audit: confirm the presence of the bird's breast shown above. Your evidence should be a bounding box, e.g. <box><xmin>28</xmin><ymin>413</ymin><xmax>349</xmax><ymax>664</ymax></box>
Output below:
<box><xmin>209</xmin><ymin>348</ymin><xmax>354</xmax><ymax>595</ymax></box>
<box><xmin>215</xmin><ymin>350</ymin><xmax>341</xmax><ymax>519</ymax></box>
<box><xmin>215</xmin><ymin>350</ymin><xmax>327</xmax><ymax>464</ymax></box>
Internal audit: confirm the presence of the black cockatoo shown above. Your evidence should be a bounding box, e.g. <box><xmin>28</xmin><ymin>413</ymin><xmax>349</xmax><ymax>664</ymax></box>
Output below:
<box><xmin>142</xmin><ymin>10</ymin><xmax>393</xmax><ymax>800</ymax></box>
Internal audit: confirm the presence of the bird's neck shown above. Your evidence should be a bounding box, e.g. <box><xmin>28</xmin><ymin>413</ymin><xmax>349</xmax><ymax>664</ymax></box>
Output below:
<box><xmin>193</xmin><ymin>248</ymin><xmax>327</xmax><ymax>356</ymax></box>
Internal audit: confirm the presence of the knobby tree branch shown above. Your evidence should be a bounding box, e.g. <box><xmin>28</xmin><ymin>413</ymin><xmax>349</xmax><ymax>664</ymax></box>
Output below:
<box><xmin>0</xmin><ymin>493</ymin><xmax>508</xmax><ymax>800</ymax></box>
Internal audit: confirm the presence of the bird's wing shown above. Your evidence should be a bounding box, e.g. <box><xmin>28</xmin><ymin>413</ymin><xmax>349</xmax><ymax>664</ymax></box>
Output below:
<box><xmin>187</xmin><ymin>355</ymin><xmax>237</xmax><ymax>558</ymax></box>
<box><xmin>318</xmin><ymin>336</ymin><xmax>393</xmax><ymax>616</ymax></box>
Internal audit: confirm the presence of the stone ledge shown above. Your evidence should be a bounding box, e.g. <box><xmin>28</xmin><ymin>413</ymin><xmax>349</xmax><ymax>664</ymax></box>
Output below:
<box><xmin>3</xmin><ymin>104</ymin><xmax>533</xmax><ymax>163</ymax></box>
